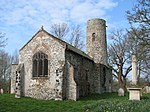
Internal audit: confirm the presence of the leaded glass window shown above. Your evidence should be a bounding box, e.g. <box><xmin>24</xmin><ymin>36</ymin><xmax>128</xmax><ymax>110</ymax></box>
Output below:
<box><xmin>32</xmin><ymin>51</ymin><xmax>48</xmax><ymax>77</ymax></box>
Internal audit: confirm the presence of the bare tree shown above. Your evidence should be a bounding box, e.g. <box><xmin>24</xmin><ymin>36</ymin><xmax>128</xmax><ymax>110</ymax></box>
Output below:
<box><xmin>127</xmin><ymin>29</ymin><xmax>150</xmax><ymax>83</ymax></box>
<box><xmin>11</xmin><ymin>49</ymin><xmax>19</xmax><ymax>64</ymax></box>
<box><xmin>126</xmin><ymin>0</ymin><xmax>150</xmax><ymax>44</ymax></box>
<box><xmin>0</xmin><ymin>32</ymin><xmax>7</xmax><ymax>48</ymax></box>
<box><xmin>0</xmin><ymin>50</ymin><xmax>10</xmax><ymax>92</ymax></box>
<box><xmin>50</xmin><ymin>23</ymin><xmax>84</xmax><ymax>50</ymax></box>
<box><xmin>127</xmin><ymin>0</ymin><xmax>150</xmax><ymax>83</ymax></box>
<box><xmin>68</xmin><ymin>25</ymin><xmax>84</xmax><ymax>50</ymax></box>
<box><xmin>50</xmin><ymin>23</ymin><xmax>69</xmax><ymax>40</ymax></box>
<box><xmin>109</xmin><ymin>28</ymin><xmax>150</xmax><ymax>90</ymax></box>
<box><xmin>108</xmin><ymin>29</ymin><xmax>132</xmax><ymax>90</ymax></box>
<box><xmin>0</xmin><ymin>49</ymin><xmax>19</xmax><ymax>93</ymax></box>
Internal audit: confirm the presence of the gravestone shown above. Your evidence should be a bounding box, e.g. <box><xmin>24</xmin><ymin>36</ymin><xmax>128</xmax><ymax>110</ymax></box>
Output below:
<box><xmin>146</xmin><ymin>86</ymin><xmax>150</xmax><ymax>93</ymax></box>
<box><xmin>0</xmin><ymin>89</ymin><xmax>4</xmax><ymax>94</ymax></box>
<box><xmin>128</xmin><ymin>54</ymin><xmax>142</xmax><ymax>100</ymax></box>
<box><xmin>108</xmin><ymin>83</ymin><xmax>112</xmax><ymax>93</ymax></box>
<box><xmin>118</xmin><ymin>88</ymin><xmax>124</xmax><ymax>96</ymax></box>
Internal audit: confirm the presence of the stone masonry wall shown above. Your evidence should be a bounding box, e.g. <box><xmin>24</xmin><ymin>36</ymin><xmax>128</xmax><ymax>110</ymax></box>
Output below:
<box><xmin>65</xmin><ymin>50</ymin><xmax>112</xmax><ymax>100</ymax></box>
<box><xmin>15</xmin><ymin>64</ymin><xmax>24</xmax><ymax>98</ymax></box>
<box><xmin>65</xmin><ymin>50</ymin><xmax>94</xmax><ymax>100</ymax></box>
<box><xmin>64</xmin><ymin>61</ymin><xmax>79</xmax><ymax>100</ymax></box>
<box><xmin>100</xmin><ymin>65</ymin><xmax>112</xmax><ymax>93</ymax></box>
<box><xmin>86</xmin><ymin>18</ymin><xmax>111</xmax><ymax>94</ymax></box>
<box><xmin>11</xmin><ymin>64</ymin><xmax>18</xmax><ymax>94</ymax></box>
<box><xmin>105</xmin><ymin>67</ymin><xmax>112</xmax><ymax>92</ymax></box>
<box><xmin>86</xmin><ymin>18</ymin><xmax>108</xmax><ymax>65</ymax></box>
<box><xmin>19</xmin><ymin>30</ymin><xmax>66</xmax><ymax>100</ymax></box>
<box><xmin>93</xmin><ymin>64</ymin><xmax>112</xmax><ymax>93</ymax></box>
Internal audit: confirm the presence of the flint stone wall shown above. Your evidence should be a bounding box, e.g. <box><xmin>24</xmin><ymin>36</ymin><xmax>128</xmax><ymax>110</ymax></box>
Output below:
<box><xmin>93</xmin><ymin>64</ymin><xmax>112</xmax><ymax>94</ymax></box>
<box><xmin>64</xmin><ymin>50</ymin><xmax>112</xmax><ymax>100</ymax></box>
<box><xmin>86</xmin><ymin>18</ymin><xmax>108</xmax><ymax>65</ymax></box>
<box><xmin>65</xmin><ymin>50</ymin><xmax>94</xmax><ymax>100</ymax></box>
<box><xmin>19</xmin><ymin>30</ymin><xmax>66</xmax><ymax>100</ymax></box>
<box><xmin>11</xmin><ymin>64</ymin><xmax>18</xmax><ymax>94</ymax></box>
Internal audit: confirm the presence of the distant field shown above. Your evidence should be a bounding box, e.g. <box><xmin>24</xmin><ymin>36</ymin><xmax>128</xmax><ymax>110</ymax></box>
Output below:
<box><xmin>0</xmin><ymin>93</ymin><xmax>150</xmax><ymax>112</ymax></box>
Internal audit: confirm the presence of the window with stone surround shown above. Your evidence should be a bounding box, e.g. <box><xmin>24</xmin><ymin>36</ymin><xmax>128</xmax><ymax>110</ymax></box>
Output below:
<box><xmin>92</xmin><ymin>33</ymin><xmax>96</xmax><ymax>41</ymax></box>
<box><xmin>32</xmin><ymin>51</ymin><xmax>48</xmax><ymax>77</ymax></box>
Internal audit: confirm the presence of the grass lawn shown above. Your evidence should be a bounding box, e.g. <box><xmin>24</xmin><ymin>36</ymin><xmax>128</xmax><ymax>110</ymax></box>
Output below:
<box><xmin>0</xmin><ymin>93</ymin><xmax>150</xmax><ymax>112</ymax></box>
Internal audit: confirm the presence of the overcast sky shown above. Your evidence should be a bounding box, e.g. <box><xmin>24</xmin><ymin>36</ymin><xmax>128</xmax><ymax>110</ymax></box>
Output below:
<box><xmin>0</xmin><ymin>0</ymin><xmax>136</xmax><ymax>54</ymax></box>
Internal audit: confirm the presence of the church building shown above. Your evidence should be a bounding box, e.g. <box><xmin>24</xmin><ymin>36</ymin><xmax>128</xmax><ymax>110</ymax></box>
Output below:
<box><xmin>11</xmin><ymin>18</ymin><xmax>112</xmax><ymax>100</ymax></box>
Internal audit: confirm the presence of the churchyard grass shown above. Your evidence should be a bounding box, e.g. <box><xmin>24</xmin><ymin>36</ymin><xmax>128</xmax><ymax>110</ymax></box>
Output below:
<box><xmin>0</xmin><ymin>93</ymin><xmax>150</xmax><ymax>112</ymax></box>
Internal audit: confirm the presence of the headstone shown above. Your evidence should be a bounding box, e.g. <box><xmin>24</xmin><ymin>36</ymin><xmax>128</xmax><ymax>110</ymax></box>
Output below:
<box><xmin>108</xmin><ymin>83</ymin><xmax>112</xmax><ymax>93</ymax></box>
<box><xmin>0</xmin><ymin>89</ymin><xmax>4</xmax><ymax>94</ymax></box>
<box><xmin>146</xmin><ymin>86</ymin><xmax>150</xmax><ymax>93</ymax></box>
<box><xmin>118</xmin><ymin>88</ymin><xmax>124</xmax><ymax>96</ymax></box>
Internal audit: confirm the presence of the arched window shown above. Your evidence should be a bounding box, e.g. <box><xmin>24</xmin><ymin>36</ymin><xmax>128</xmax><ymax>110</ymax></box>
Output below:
<box><xmin>32</xmin><ymin>51</ymin><xmax>48</xmax><ymax>77</ymax></box>
<box><xmin>92</xmin><ymin>33</ymin><xmax>96</xmax><ymax>42</ymax></box>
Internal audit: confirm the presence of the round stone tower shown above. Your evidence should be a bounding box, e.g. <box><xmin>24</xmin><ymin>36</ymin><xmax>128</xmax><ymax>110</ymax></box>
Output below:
<box><xmin>86</xmin><ymin>18</ymin><xmax>108</xmax><ymax>65</ymax></box>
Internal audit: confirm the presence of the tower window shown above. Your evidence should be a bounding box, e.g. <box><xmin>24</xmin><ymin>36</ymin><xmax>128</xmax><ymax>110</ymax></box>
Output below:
<box><xmin>32</xmin><ymin>51</ymin><xmax>48</xmax><ymax>77</ymax></box>
<box><xmin>92</xmin><ymin>33</ymin><xmax>96</xmax><ymax>41</ymax></box>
